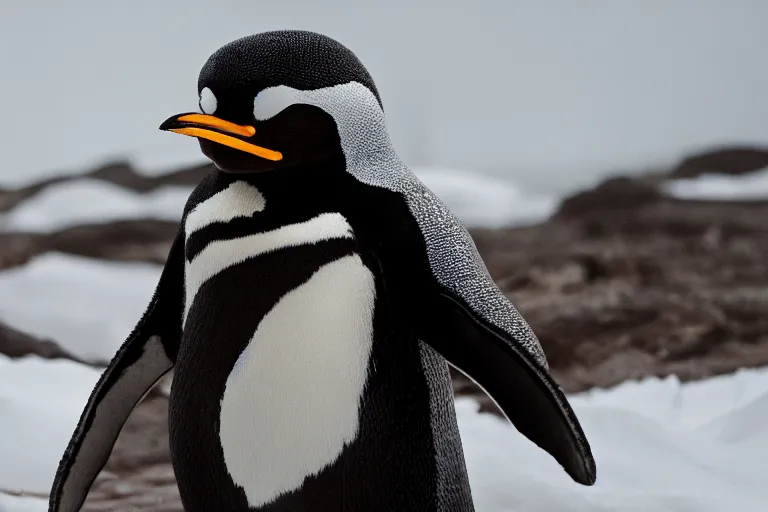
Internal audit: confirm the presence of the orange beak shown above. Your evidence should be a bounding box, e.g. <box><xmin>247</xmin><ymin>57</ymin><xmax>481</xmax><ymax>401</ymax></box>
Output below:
<box><xmin>159</xmin><ymin>113</ymin><xmax>283</xmax><ymax>162</ymax></box>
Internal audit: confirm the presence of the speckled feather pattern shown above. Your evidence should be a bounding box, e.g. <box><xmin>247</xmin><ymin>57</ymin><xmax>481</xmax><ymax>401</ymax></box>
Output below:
<box><xmin>214</xmin><ymin>29</ymin><xmax>593</xmax><ymax>500</ymax></box>
<box><xmin>207</xmin><ymin>31</ymin><xmax>547</xmax><ymax>367</ymax></box>
<box><xmin>286</xmin><ymin>83</ymin><xmax>599</xmax><ymax>474</ymax></box>
<box><xmin>204</xmin><ymin>34</ymin><xmax>546</xmax><ymax>370</ymax></box>
<box><xmin>252</xmin><ymin>80</ymin><xmax>548</xmax><ymax>368</ymax></box>
<box><xmin>419</xmin><ymin>341</ymin><xmax>475</xmax><ymax>511</ymax></box>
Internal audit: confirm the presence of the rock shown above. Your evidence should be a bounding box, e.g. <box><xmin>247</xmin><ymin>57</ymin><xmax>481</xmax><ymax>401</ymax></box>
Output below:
<box><xmin>553</xmin><ymin>176</ymin><xmax>663</xmax><ymax>221</ymax></box>
<box><xmin>470</xmin><ymin>188</ymin><xmax>768</xmax><ymax>398</ymax></box>
<box><xmin>86</xmin><ymin>161</ymin><xmax>213</xmax><ymax>193</ymax></box>
<box><xmin>0</xmin><ymin>160</ymin><xmax>212</xmax><ymax>214</ymax></box>
<box><xmin>82</xmin><ymin>396</ymin><xmax>181</xmax><ymax>511</ymax></box>
<box><xmin>0</xmin><ymin>220</ymin><xmax>179</xmax><ymax>271</ymax></box>
<box><xmin>0</xmin><ymin>232</ymin><xmax>46</xmax><ymax>270</ymax></box>
<box><xmin>0</xmin><ymin>321</ymin><xmax>92</xmax><ymax>365</ymax></box>
<box><xmin>46</xmin><ymin>220</ymin><xmax>179</xmax><ymax>265</ymax></box>
<box><xmin>0</xmin><ymin>176</ymin><xmax>70</xmax><ymax>213</ymax></box>
<box><xmin>670</xmin><ymin>146</ymin><xmax>768</xmax><ymax>179</ymax></box>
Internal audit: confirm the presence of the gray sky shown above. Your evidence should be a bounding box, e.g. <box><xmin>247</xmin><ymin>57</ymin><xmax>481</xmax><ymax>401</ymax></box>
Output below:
<box><xmin>1</xmin><ymin>0</ymin><xmax>766</xmax><ymax>192</ymax></box>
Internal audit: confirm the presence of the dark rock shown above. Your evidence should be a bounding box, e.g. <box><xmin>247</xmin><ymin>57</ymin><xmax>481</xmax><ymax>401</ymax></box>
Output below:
<box><xmin>83</xmin><ymin>396</ymin><xmax>182</xmax><ymax>511</ymax></box>
<box><xmin>670</xmin><ymin>146</ymin><xmax>768</xmax><ymax>179</ymax></box>
<box><xmin>0</xmin><ymin>220</ymin><xmax>179</xmax><ymax>271</ymax></box>
<box><xmin>554</xmin><ymin>177</ymin><xmax>663</xmax><ymax>221</ymax></box>
<box><xmin>86</xmin><ymin>160</ymin><xmax>213</xmax><ymax>192</ymax></box>
<box><xmin>46</xmin><ymin>219</ymin><xmax>179</xmax><ymax>265</ymax></box>
<box><xmin>0</xmin><ymin>176</ymin><xmax>70</xmax><ymax>213</ymax></box>
<box><xmin>0</xmin><ymin>320</ymin><xmax>93</xmax><ymax>365</ymax></box>
<box><xmin>0</xmin><ymin>160</ymin><xmax>211</xmax><ymax>214</ymax></box>
<box><xmin>468</xmin><ymin>192</ymin><xmax>768</xmax><ymax>399</ymax></box>
<box><xmin>0</xmin><ymin>232</ymin><xmax>46</xmax><ymax>270</ymax></box>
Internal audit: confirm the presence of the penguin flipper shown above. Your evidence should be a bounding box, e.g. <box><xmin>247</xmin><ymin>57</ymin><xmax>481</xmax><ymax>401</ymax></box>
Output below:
<box><xmin>377</xmin><ymin>178</ymin><xmax>597</xmax><ymax>486</ymax></box>
<box><xmin>48</xmin><ymin>231</ymin><xmax>185</xmax><ymax>512</ymax></box>
<box><xmin>422</xmin><ymin>288</ymin><xmax>596</xmax><ymax>486</ymax></box>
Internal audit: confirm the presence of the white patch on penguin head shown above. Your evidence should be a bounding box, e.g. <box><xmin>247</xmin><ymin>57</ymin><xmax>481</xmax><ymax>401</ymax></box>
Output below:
<box><xmin>199</xmin><ymin>87</ymin><xmax>218</xmax><ymax>114</ymax></box>
<box><xmin>253</xmin><ymin>82</ymin><xmax>394</xmax><ymax>167</ymax></box>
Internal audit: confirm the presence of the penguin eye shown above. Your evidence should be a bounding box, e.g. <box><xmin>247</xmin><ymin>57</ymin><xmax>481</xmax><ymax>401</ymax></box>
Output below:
<box><xmin>199</xmin><ymin>87</ymin><xmax>218</xmax><ymax>115</ymax></box>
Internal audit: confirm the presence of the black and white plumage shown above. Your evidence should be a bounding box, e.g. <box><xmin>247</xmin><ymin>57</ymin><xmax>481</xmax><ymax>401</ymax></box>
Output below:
<box><xmin>49</xmin><ymin>30</ymin><xmax>596</xmax><ymax>512</ymax></box>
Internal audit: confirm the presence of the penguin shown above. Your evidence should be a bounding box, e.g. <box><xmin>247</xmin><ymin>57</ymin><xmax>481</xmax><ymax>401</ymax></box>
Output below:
<box><xmin>48</xmin><ymin>30</ymin><xmax>596</xmax><ymax>512</ymax></box>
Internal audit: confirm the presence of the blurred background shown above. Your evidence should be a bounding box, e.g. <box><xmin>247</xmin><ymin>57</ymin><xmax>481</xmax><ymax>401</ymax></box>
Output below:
<box><xmin>1</xmin><ymin>1</ymin><xmax>767</xmax><ymax>511</ymax></box>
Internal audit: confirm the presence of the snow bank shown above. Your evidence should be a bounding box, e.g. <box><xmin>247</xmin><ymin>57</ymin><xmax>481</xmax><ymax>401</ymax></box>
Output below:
<box><xmin>459</xmin><ymin>368</ymin><xmax>768</xmax><ymax>512</ymax></box>
<box><xmin>0</xmin><ymin>355</ymin><xmax>100</xmax><ymax>497</ymax></box>
<box><xmin>1</xmin><ymin>180</ymin><xmax>191</xmax><ymax>233</ymax></box>
<box><xmin>0</xmin><ymin>254</ymin><xmax>161</xmax><ymax>362</ymax></box>
<box><xmin>413</xmin><ymin>166</ymin><xmax>557</xmax><ymax>227</ymax></box>
<box><xmin>664</xmin><ymin>167</ymin><xmax>768</xmax><ymax>201</ymax></box>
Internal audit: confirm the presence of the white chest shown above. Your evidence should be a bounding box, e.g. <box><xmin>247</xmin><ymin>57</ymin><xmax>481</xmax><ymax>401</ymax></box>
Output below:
<box><xmin>220</xmin><ymin>253</ymin><xmax>375</xmax><ymax>508</ymax></box>
<box><xmin>182</xmin><ymin>181</ymin><xmax>376</xmax><ymax>508</ymax></box>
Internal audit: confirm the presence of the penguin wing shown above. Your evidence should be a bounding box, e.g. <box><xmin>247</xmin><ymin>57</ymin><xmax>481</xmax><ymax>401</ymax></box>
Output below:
<box><xmin>361</xmin><ymin>169</ymin><xmax>597</xmax><ymax>486</ymax></box>
<box><xmin>48</xmin><ymin>230</ymin><xmax>185</xmax><ymax>512</ymax></box>
<box><xmin>421</xmin><ymin>289</ymin><xmax>596</xmax><ymax>485</ymax></box>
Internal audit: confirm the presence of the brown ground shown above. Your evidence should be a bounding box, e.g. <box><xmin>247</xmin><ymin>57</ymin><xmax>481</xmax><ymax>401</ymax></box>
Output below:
<box><xmin>1</xmin><ymin>145</ymin><xmax>766</xmax><ymax>510</ymax></box>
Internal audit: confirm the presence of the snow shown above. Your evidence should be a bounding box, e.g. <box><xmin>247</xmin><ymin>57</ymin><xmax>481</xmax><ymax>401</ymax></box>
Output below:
<box><xmin>2</xmin><ymin>1</ymin><xmax>768</xmax><ymax>193</ymax></box>
<box><xmin>664</xmin><ymin>167</ymin><xmax>768</xmax><ymax>201</ymax></box>
<box><xmin>413</xmin><ymin>166</ymin><xmax>557</xmax><ymax>227</ymax></box>
<box><xmin>459</xmin><ymin>368</ymin><xmax>768</xmax><ymax>512</ymax></box>
<box><xmin>0</xmin><ymin>494</ymin><xmax>47</xmax><ymax>512</ymax></box>
<box><xmin>0</xmin><ymin>180</ymin><xmax>191</xmax><ymax>233</ymax></box>
<box><xmin>0</xmin><ymin>355</ymin><xmax>100</xmax><ymax>497</ymax></box>
<box><xmin>0</xmin><ymin>254</ymin><xmax>160</xmax><ymax>362</ymax></box>
<box><xmin>1</xmin><ymin>350</ymin><xmax>766</xmax><ymax>510</ymax></box>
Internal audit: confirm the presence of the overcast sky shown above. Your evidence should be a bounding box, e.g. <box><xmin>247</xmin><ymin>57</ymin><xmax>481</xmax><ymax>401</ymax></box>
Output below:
<box><xmin>1</xmin><ymin>0</ymin><xmax>766</xmax><ymax>192</ymax></box>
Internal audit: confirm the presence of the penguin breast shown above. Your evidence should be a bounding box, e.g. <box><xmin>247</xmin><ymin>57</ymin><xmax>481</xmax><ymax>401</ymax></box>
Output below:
<box><xmin>218</xmin><ymin>253</ymin><xmax>376</xmax><ymax>508</ymax></box>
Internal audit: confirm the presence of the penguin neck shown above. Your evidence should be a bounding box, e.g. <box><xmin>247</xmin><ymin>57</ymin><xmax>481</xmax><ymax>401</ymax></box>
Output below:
<box><xmin>212</xmin><ymin>153</ymin><xmax>348</xmax><ymax>207</ymax></box>
<box><xmin>333</xmin><ymin>100</ymin><xmax>401</xmax><ymax>172</ymax></box>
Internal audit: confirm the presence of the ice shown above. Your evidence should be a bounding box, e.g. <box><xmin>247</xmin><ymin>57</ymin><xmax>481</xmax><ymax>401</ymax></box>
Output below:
<box><xmin>413</xmin><ymin>166</ymin><xmax>557</xmax><ymax>227</ymax></box>
<box><xmin>664</xmin><ymin>167</ymin><xmax>768</xmax><ymax>201</ymax></box>
<box><xmin>1</xmin><ymin>180</ymin><xmax>191</xmax><ymax>233</ymax></box>
<box><xmin>0</xmin><ymin>253</ymin><xmax>161</xmax><ymax>362</ymax></box>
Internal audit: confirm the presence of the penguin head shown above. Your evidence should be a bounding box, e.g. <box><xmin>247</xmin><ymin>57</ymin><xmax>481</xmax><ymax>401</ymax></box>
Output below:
<box><xmin>160</xmin><ymin>30</ymin><xmax>387</xmax><ymax>173</ymax></box>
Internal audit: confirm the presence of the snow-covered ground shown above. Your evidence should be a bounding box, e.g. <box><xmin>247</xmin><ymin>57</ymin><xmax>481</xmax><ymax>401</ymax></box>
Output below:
<box><xmin>664</xmin><ymin>167</ymin><xmax>768</xmax><ymax>201</ymax></box>
<box><xmin>0</xmin><ymin>355</ymin><xmax>101</xmax><ymax>494</ymax></box>
<box><xmin>462</xmin><ymin>370</ymin><xmax>768</xmax><ymax>511</ymax></box>
<box><xmin>0</xmin><ymin>180</ymin><xmax>192</xmax><ymax>233</ymax></box>
<box><xmin>0</xmin><ymin>254</ymin><xmax>161</xmax><ymax>361</ymax></box>
<box><xmin>1</xmin><ymin>349</ymin><xmax>766</xmax><ymax>511</ymax></box>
